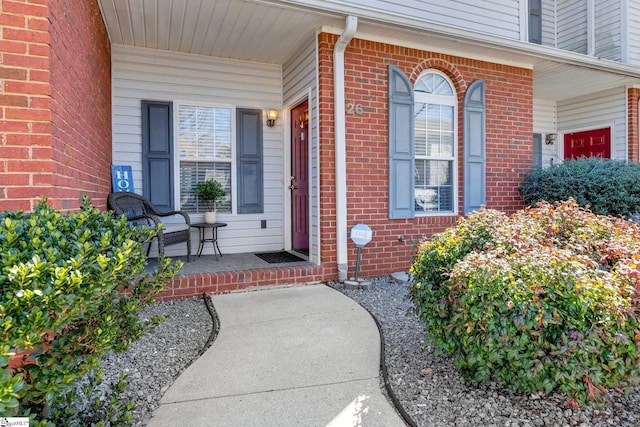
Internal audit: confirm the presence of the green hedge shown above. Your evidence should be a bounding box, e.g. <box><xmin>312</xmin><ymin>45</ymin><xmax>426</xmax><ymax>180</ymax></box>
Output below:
<box><xmin>0</xmin><ymin>198</ymin><xmax>182</xmax><ymax>425</ymax></box>
<box><xmin>410</xmin><ymin>200</ymin><xmax>640</xmax><ymax>403</ymax></box>
<box><xmin>519</xmin><ymin>157</ymin><xmax>640</xmax><ymax>217</ymax></box>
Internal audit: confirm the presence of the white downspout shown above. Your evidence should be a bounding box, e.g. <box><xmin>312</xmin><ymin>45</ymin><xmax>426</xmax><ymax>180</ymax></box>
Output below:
<box><xmin>334</xmin><ymin>15</ymin><xmax>357</xmax><ymax>281</ymax></box>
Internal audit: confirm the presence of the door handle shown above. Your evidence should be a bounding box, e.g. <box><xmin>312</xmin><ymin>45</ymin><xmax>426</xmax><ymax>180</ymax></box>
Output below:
<box><xmin>289</xmin><ymin>184</ymin><xmax>298</xmax><ymax>190</ymax></box>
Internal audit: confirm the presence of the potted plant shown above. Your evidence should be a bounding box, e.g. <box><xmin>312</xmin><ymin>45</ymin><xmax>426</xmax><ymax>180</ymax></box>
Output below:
<box><xmin>194</xmin><ymin>179</ymin><xmax>226</xmax><ymax>224</ymax></box>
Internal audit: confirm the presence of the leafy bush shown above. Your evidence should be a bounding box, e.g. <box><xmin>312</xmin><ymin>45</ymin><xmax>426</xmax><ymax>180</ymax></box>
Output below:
<box><xmin>519</xmin><ymin>157</ymin><xmax>640</xmax><ymax>217</ymax></box>
<box><xmin>0</xmin><ymin>198</ymin><xmax>182</xmax><ymax>425</ymax></box>
<box><xmin>53</xmin><ymin>370</ymin><xmax>135</xmax><ymax>427</ymax></box>
<box><xmin>52</xmin><ymin>371</ymin><xmax>134</xmax><ymax>427</ymax></box>
<box><xmin>410</xmin><ymin>200</ymin><xmax>640</xmax><ymax>403</ymax></box>
<box><xmin>410</xmin><ymin>208</ymin><xmax>507</xmax><ymax>330</ymax></box>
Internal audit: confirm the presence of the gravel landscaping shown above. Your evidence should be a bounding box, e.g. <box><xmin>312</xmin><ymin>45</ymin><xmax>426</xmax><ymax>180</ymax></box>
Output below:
<box><xmin>93</xmin><ymin>296</ymin><xmax>214</xmax><ymax>426</ymax></box>
<box><xmin>92</xmin><ymin>278</ymin><xmax>639</xmax><ymax>426</ymax></box>
<box><xmin>333</xmin><ymin>276</ymin><xmax>640</xmax><ymax>427</ymax></box>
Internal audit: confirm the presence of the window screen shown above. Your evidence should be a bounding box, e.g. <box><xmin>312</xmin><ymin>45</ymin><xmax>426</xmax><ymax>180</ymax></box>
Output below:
<box><xmin>414</xmin><ymin>72</ymin><xmax>457</xmax><ymax>214</ymax></box>
<box><xmin>178</xmin><ymin>105</ymin><xmax>232</xmax><ymax>212</ymax></box>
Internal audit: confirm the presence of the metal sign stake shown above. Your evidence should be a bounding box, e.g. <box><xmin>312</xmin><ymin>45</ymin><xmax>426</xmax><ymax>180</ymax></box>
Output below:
<box><xmin>354</xmin><ymin>245</ymin><xmax>363</xmax><ymax>281</ymax></box>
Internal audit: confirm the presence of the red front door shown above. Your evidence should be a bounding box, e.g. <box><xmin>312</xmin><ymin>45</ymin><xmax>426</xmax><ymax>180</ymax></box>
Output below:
<box><xmin>564</xmin><ymin>127</ymin><xmax>611</xmax><ymax>159</ymax></box>
<box><xmin>291</xmin><ymin>101</ymin><xmax>309</xmax><ymax>253</ymax></box>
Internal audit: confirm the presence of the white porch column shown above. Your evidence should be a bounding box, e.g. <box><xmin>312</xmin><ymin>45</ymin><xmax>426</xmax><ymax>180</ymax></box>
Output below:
<box><xmin>333</xmin><ymin>15</ymin><xmax>357</xmax><ymax>281</ymax></box>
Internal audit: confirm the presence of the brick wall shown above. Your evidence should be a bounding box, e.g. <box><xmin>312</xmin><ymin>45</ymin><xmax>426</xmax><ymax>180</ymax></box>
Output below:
<box><xmin>0</xmin><ymin>0</ymin><xmax>111</xmax><ymax>212</ymax></box>
<box><xmin>161</xmin><ymin>264</ymin><xmax>327</xmax><ymax>299</ymax></box>
<box><xmin>0</xmin><ymin>0</ymin><xmax>52</xmax><ymax>211</ymax></box>
<box><xmin>318</xmin><ymin>33</ymin><xmax>533</xmax><ymax>278</ymax></box>
<box><xmin>49</xmin><ymin>0</ymin><xmax>111</xmax><ymax>210</ymax></box>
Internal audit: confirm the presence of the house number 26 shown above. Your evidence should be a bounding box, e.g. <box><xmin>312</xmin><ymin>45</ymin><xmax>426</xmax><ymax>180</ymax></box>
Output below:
<box><xmin>346</xmin><ymin>103</ymin><xmax>364</xmax><ymax>115</ymax></box>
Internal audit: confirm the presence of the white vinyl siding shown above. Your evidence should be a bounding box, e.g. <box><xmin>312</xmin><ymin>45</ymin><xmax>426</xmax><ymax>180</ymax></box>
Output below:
<box><xmin>557</xmin><ymin>0</ymin><xmax>588</xmax><ymax>54</ymax></box>
<box><xmin>626</xmin><ymin>1</ymin><xmax>640</xmax><ymax>66</ymax></box>
<box><xmin>557</xmin><ymin>89</ymin><xmax>627</xmax><ymax>160</ymax></box>
<box><xmin>594</xmin><ymin>0</ymin><xmax>622</xmax><ymax>61</ymax></box>
<box><xmin>283</xmin><ymin>37</ymin><xmax>320</xmax><ymax>264</ymax></box>
<box><xmin>546</xmin><ymin>0</ymin><xmax>624</xmax><ymax>61</ymax></box>
<box><xmin>297</xmin><ymin>0</ymin><xmax>521</xmax><ymax>40</ymax></box>
<box><xmin>112</xmin><ymin>44</ymin><xmax>284</xmax><ymax>255</ymax></box>
<box><xmin>533</xmin><ymin>98</ymin><xmax>560</xmax><ymax>167</ymax></box>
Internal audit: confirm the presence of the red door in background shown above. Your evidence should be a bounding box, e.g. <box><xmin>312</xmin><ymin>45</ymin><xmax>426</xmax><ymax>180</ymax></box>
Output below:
<box><xmin>564</xmin><ymin>127</ymin><xmax>611</xmax><ymax>159</ymax></box>
<box><xmin>291</xmin><ymin>101</ymin><xmax>309</xmax><ymax>254</ymax></box>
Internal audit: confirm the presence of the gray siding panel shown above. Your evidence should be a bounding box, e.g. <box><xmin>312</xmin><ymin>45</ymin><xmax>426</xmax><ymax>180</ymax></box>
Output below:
<box><xmin>295</xmin><ymin>0</ymin><xmax>521</xmax><ymax>39</ymax></box>
<box><xmin>595</xmin><ymin>0</ymin><xmax>622</xmax><ymax>61</ymax></box>
<box><xmin>627</xmin><ymin>0</ymin><xmax>640</xmax><ymax>65</ymax></box>
<box><xmin>557</xmin><ymin>0</ymin><xmax>588</xmax><ymax>54</ymax></box>
<box><xmin>551</xmin><ymin>0</ymin><xmax>622</xmax><ymax>60</ymax></box>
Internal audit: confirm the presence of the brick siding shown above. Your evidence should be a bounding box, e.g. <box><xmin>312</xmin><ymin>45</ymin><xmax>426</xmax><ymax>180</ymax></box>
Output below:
<box><xmin>0</xmin><ymin>0</ymin><xmax>111</xmax><ymax>212</ymax></box>
<box><xmin>159</xmin><ymin>264</ymin><xmax>327</xmax><ymax>299</ymax></box>
<box><xmin>318</xmin><ymin>33</ymin><xmax>533</xmax><ymax>279</ymax></box>
<box><xmin>628</xmin><ymin>87</ymin><xmax>640</xmax><ymax>163</ymax></box>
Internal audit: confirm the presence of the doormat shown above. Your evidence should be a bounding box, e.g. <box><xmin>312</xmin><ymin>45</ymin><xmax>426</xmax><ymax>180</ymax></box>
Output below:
<box><xmin>255</xmin><ymin>251</ymin><xmax>305</xmax><ymax>264</ymax></box>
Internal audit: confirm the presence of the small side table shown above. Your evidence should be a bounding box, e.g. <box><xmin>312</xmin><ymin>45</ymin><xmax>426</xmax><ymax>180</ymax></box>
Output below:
<box><xmin>191</xmin><ymin>222</ymin><xmax>227</xmax><ymax>259</ymax></box>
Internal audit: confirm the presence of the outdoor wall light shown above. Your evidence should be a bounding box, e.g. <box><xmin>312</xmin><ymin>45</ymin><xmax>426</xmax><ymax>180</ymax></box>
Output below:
<box><xmin>266</xmin><ymin>109</ymin><xmax>279</xmax><ymax>127</ymax></box>
<box><xmin>545</xmin><ymin>133</ymin><xmax>557</xmax><ymax>145</ymax></box>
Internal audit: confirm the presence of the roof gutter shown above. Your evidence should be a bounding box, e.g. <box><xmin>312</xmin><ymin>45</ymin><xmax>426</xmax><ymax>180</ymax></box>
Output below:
<box><xmin>333</xmin><ymin>15</ymin><xmax>357</xmax><ymax>281</ymax></box>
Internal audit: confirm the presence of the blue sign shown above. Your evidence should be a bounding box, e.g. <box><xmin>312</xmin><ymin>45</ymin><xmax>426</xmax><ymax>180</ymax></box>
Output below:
<box><xmin>111</xmin><ymin>165</ymin><xmax>134</xmax><ymax>193</ymax></box>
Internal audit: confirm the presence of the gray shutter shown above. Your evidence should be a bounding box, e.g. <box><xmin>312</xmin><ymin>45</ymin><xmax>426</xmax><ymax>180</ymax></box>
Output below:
<box><xmin>142</xmin><ymin>101</ymin><xmax>174</xmax><ymax>211</ymax></box>
<box><xmin>388</xmin><ymin>65</ymin><xmax>415</xmax><ymax>219</ymax></box>
<box><xmin>236</xmin><ymin>108</ymin><xmax>263</xmax><ymax>213</ymax></box>
<box><xmin>529</xmin><ymin>0</ymin><xmax>542</xmax><ymax>44</ymax></box>
<box><xmin>533</xmin><ymin>133</ymin><xmax>543</xmax><ymax>170</ymax></box>
<box><xmin>463</xmin><ymin>80</ymin><xmax>486</xmax><ymax>214</ymax></box>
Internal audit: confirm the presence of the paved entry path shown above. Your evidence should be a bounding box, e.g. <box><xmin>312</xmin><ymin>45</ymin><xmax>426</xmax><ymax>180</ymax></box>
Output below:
<box><xmin>148</xmin><ymin>284</ymin><xmax>406</xmax><ymax>426</ymax></box>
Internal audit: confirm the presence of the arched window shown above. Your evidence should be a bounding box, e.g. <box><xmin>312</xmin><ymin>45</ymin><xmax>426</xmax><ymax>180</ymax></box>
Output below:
<box><xmin>413</xmin><ymin>71</ymin><xmax>457</xmax><ymax>214</ymax></box>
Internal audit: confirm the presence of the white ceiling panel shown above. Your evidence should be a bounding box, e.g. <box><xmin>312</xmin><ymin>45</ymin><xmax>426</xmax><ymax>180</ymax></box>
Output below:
<box><xmin>99</xmin><ymin>0</ymin><xmax>342</xmax><ymax>64</ymax></box>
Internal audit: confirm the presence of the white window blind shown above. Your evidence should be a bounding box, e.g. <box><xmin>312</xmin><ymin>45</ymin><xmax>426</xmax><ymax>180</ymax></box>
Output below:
<box><xmin>414</xmin><ymin>72</ymin><xmax>457</xmax><ymax>213</ymax></box>
<box><xmin>178</xmin><ymin>105</ymin><xmax>232</xmax><ymax>212</ymax></box>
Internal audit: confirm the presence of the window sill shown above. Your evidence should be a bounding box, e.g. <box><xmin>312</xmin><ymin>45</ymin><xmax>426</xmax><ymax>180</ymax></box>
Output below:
<box><xmin>414</xmin><ymin>212</ymin><xmax>458</xmax><ymax>217</ymax></box>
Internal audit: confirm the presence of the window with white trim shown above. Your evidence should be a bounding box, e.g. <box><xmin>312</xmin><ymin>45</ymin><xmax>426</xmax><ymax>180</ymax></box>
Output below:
<box><xmin>413</xmin><ymin>71</ymin><xmax>457</xmax><ymax>214</ymax></box>
<box><xmin>177</xmin><ymin>104</ymin><xmax>232</xmax><ymax>213</ymax></box>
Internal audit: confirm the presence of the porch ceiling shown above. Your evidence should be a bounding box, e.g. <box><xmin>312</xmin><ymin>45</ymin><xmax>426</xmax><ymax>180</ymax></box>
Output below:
<box><xmin>98</xmin><ymin>0</ymin><xmax>344</xmax><ymax>64</ymax></box>
<box><xmin>98</xmin><ymin>0</ymin><xmax>640</xmax><ymax>102</ymax></box>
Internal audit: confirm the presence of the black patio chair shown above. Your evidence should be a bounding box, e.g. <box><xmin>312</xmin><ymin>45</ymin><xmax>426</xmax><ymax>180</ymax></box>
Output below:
<box><xmin>107</xmin><ymin>192</ymin><xmax>191</xmax><ymax>262</ymax></box>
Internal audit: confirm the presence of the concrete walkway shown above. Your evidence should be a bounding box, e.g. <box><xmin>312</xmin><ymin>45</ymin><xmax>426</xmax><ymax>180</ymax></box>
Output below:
<box><xmin>148</xmin><ymin>284</ymin><xmax>406</xmax><ymax>427</ymax></box>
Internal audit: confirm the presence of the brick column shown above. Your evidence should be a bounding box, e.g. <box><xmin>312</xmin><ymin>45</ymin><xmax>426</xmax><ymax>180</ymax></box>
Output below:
<box><xmin>0</xmin><ymin>0</ymin><xmax>111</xmax><ymax>212</ymax></box>
<box><xmin>0</xmin><ymin>0</ymin><xmax>53</xmax><ymax>211</ymax></box>
<box><xmin>628</xmin><ymin>87</ymin><xmax>640</xmax><ymax>163</ymax></box>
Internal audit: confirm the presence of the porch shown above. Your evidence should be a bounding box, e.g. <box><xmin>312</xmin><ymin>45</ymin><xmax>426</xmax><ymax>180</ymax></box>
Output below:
<box><xmin>148</xmin><ymin>252</ymin><xmax>326</xmax><ymax>300</ymax></box>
